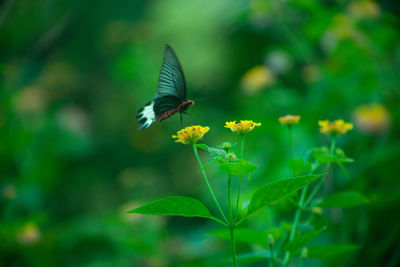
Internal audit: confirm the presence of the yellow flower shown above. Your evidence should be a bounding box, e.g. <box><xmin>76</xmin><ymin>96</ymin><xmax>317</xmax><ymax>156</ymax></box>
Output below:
<box><xmin>225</xmin><ymin>120</ymin><xmax>261</xmax><ymax>136</ymax></box>
<box><xmin>318</xmin><ymin>119</ymin><xmax>353</xmax><ymax>137</ymax></box>
<box><xmin>17</xmin><ymin>222</ymin><xmax>41</xmax><ymax>245</ymax></box>
<box><xmin>353</xmin><ymin>103</ymin><xmax>390</xmax><ymax>135</ymax></box>
<box><xmin>348</xmin><ymin>0</ymin><xmax>380</xmax><ymax>19</ymax></box>
<box><xmin>278</xmin><ymin>115</ymin><xmax>301</xmax><ymax>126</ymax></box>
<box><xmin>172</xmin><ymin>125</ymin><xmax>209</xmax><ymax>144</ymax></box>
<box><xmin>241</xmin><ymin>65</ymin><xmax>274</xmax><ymax>95</ymax></box>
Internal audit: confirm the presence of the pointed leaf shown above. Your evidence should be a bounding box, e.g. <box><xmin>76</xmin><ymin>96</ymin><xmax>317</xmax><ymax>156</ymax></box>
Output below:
<box><xmin>196</xmin><ymin>144</ymin><xmax>227</xmax><ymax>168</ymax></box>
<box><xmin>319</xmin><ymin>191</ymin><xmax>369</xmax><ymax>208</ymax></box>
<box><xmin>196</xmin><ymin>143</ymin><xmax>209</xmax><ymax>151</ymax></box>
<box><xmin>310</xmin><ymin>147</ymin><xmax>354</xmax><ymax>164</ymax></box>
<box><xmin>127</xmin><ymin>196</ymin><xmax>219</xmax><ymax>222</ymax></box>
<box><xmin>306</xmin><ymin>243</ymin><xmax>360</xmax><ymax>258</ymax></box>
<box><xmin>219</xmin><ymin>159</ymin><xmax>258</xmax><ymax>176</ymax></box>
<box><xmin>284</xmin><ymin>227</ymin><xmax>326</xmax><ymax>253</ymax></box>
<box><xmin>248</xmin><ymin>174</ymin><xmax>325</xmax><ymax>214</ymax></box>
<box><xmin>289</xmin><ymin>158</ymin><xmax>311</xmax><ymax>175</ymax></box>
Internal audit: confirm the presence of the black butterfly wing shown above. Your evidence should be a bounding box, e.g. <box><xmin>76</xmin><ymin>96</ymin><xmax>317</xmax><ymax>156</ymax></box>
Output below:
<box><xmin>154</xmin><ymin>95</ymin><xmax>182</xmax><ymax>118</ymax></box>
<box><xmin>156</xmin><ymin>45</ymin><xmax>187</xmax><ymax>101</ymax></box>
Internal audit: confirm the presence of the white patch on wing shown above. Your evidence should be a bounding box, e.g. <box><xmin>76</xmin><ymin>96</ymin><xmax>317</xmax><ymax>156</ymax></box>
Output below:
<box><xmin>137</xmin><ymin>101</ymin><xmax>155</xmax><ymax>129</ymax></box>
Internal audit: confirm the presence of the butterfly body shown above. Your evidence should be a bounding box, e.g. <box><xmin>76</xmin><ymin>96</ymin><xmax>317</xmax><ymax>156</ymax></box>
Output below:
<box><xmin>136</xmin><ymin>45</ymin><xmax>194</xmax><ymax>129</ymax></box>
<box><xmin>155</xmin><ymin>99</ymin><xmax>194</xmax><ymax>122</ymax></box>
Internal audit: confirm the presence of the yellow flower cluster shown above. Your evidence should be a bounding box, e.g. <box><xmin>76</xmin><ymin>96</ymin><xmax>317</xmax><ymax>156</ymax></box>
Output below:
<box><xmin>348</xmin><ymin>0</ymin><xmax>380</xmax><ymax>19</ymax></box>
<box><xmin>240</xmin><ymin>65</ymin><xmax>274</xmax><ymax>95</ymax></box>
<box><xmin>353</xmin><ymin>103</ymin><xmax>390</xmax><ymax>135</ymax></box>
<box><xmin>172</xmin><ymin>125</ymin><xmax>209</xmax><ymax>144</ymax></box>
<box><xmin>225</xmin><ymin>120</ymin><xmax>261</xmax><ymax>136</ymax></box>
<box><xmin>278</xmin><ymin>115</ymin><xmax>301</xmax><ymax>126</ymax></box>
<box><xmin>318</xmin><ymin>120</ymin><xmax>353</xmax><ymax>136</ymax></box>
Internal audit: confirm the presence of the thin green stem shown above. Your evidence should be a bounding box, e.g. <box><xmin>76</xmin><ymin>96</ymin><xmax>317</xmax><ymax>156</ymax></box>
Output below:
<box><xmin>235</xmin><ymin>135</ymin><xmax>245</xmax><ymax>222</ymax></box>
<box><xmin>235</xmin><ymin>175</ymin><xmax>242</xmax><ymax>222</ymax></box>
<box><xmin>192</xmin><ymin>144</ymin><xmax>228</xmax><ymax>224</ymax></box>
<box><xmin>228</xmin><ymin>176</ymin><xmax>233</xmax><ymax>224</ymax></box>
<box><xmin>228</xmin><ymin>176</ymin><xmax>237</xmax><ymax>267</ymax></box>
<box><xmin>240</xmin><ymin>135</ymin><xmax>245</xmax><ymax>159</ymax></box>
<box><xmin>268</xmin><ymin>237</ymin><xmax>276</xmax><ymax>267</ymax></box>
<box><xmin>282</xmin><ymin>184</ymin><xmax>308</xmax><ymax>267</ymax></box>
<box><xmin>288</xmin><ymin>125</ymin><xmax>295</xmax><ymax>160</ymax></box>
<box><xmin>299</xmin><ymin>256</ymin><xmax>305</xmax><ymax>267</ymax></box>
<box><xmin>330</xmin><ymin>136</ymin><xmax>337</xmax><ymax>154</ymax></box>
<box><xmin>230</xmin><ymin>227</ymin><xmax>237</xmax><ymax>267</ymax></box>
<box><xmin>304</xmin><ymin>136</ymin><xmax>337</xmax><ymax>207</ymax></box>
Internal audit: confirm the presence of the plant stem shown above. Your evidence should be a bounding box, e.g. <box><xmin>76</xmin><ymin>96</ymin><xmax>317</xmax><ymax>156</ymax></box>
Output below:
<box><xmin>230</xmin><ymin>227</ymin><xmax>237</xmax><ymax>267</ymax></box>
<box><xmin>303</xmin><ymin>136</ymin><xmax>337</xmax><ymax>207</ymax></box>
<box><xmin>299</xmin><ymin>256</ymin><xmax>305</xmax><ymax>267</ymax></box>
<box><xmin>268</xmin><ymin>238</ymin><xmax>276</xmax><ymax>267</ymax></box>
<box><xmin>330</xmin><ymin>136</ymin><xmax>337</xmax><ymax>154</ymax></box>
<box><xmin>228</xmin><ymin>176</ymin><xmax>233</xmax><ymax>224</ymax></box>
<box><xmin>282</xmin><ymin>184</ymin><xmax>308</xmax><ymax>267</ymax></box>
<box><xmin>235</xmin><ymin>135</ymin><xmax>245</xmax><ymax>222</ymax></box>
<box><xmin>288</xmin><ymin>125</ymin><xmax>295</xmax><ymax>160</ymax></box>
<box><xmin>228</xmin><ymin>176</ymin><xmax>237</xmax><ymax>267</ymax></box>
<box><xmin>235</xmin><ymin>176</ymin><xmax>242</xmax><ymax>222</ymax></box>
<box><xmin>192</xmin><ymin>144</ymin><xmax>228</xmax><ymax>224</ymax></box>
<box><xmin>240</xmin><ymin>135</ymin><xmax>245</xmax><ymax>159</ymax></box>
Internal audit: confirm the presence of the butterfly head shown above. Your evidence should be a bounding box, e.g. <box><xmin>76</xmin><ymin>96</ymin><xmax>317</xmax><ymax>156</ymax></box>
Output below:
<box><xmin>188</xmin><ymin>100</ymin><xmax>195</xmax><ymax>106</ymax></box>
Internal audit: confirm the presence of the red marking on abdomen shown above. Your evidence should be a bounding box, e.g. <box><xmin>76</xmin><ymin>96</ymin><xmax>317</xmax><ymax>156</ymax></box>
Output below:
<box><xmin>156</xmin><ymin>100</ymin><xmax>193</xmax><ymax>122</ymax></box>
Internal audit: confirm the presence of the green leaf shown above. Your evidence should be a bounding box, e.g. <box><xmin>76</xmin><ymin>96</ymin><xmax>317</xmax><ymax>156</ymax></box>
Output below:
<box><xmin>209</xmin><ymin>147</ymin><xmax>227</xmax><ymax>158</ymax></box>
<box><xmin>219</xmin><ymin>159</ymin><xmax>258</xmax><ymax>176</ymax></box>
<box><xmin>248</xmin><ymin>174</ymin><xmax>325</xmax><ymax>214</ymax></box>
<box><xmin>210</xmin><ymin>227</ymin><xmax>283</xmax><ymax>247</ymax></box>
<box><xmin>306</xmin><ymin>243</ymin><xmax>360</xmax><ymax>258</ymax></box>
<box><xmin>289</xmin><ymin>158</ymin><xmax>311</xmax><ymax>175</ymax></box>
<box><xmin>310</xmin><ymin>147</ymin><xmax>354</xmax><ymax>164</ymax></box>
<box><xmin>284</xmin><ymin>227</ymin><xmax>326</xmax><ymax>253</ymax></box>
<box><xmin>127</xmin><ymin>196</ymin><xmax>219</xmax><ymax>222</ymax></box>
<box><xmin>228</xmin><ymin>251</ymin><xmax>273</xmax><ymax>263</ymax></box>
<box><xmin>196</xmin><ymin>144</ymin><xmax>227</xmax><ymax>168</ymax></box>
<box><xmin>196</xmin><ymin>143</ymin><xmax>209</xmax><ymax>151</ymax></box>
<box><xmin>319</xmin><ymin>191</ymin><xmax>369</xmax><ymax>208</ymax></box>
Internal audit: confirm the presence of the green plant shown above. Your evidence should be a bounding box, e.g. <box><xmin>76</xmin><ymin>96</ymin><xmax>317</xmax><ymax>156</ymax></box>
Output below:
<box><xmin>128</xmin><ymin>118</ymin><xmax>368</xmax><ymax>265</ymax></box>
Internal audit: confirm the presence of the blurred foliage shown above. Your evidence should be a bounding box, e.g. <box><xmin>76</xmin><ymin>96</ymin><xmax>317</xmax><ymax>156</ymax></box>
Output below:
<box><xmin>1</xmin><ymin>0</ymin><xmax>400</xmax><ymax>266</ymax></box>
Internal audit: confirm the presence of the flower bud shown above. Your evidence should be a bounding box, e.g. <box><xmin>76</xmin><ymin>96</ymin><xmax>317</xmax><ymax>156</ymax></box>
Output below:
<box><xmin>312</xmin><ymin>206</ymin><xmax>323</xmax><ymax>216</ymax></box>
<box><xmin>268</xmin><ymin>234</ymin><xmax>275</xmax><ymax>247</ymax></box>
<box><xmin>220</xmin><ymin>142</ymin><xmax>233</xmax><ymax>152</ymax></box>
<box><xmin>225</xmin><ymin>152</ymin><xmax>237</xmax><ymax>162</ymax></box>
<box><xmin>301</xmin><ymin>247</ymin><xmax>308</xmax><ymax>259</ymax></box>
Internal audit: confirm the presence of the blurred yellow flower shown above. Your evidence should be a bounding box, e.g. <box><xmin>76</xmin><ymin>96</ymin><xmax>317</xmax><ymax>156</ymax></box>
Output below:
<box><xmin>302</xmin><ymin>65</ymin><xmax>321</xmax><ymax>83</ymax></box>
<box><xmin>348</xmin><ymin>0</ymin><xmax>380</xmax><ymax>19</ymax></box>
<box><xmin>172</xmin><ymin>125</ymin><xmax>209</xmax><ymax>144</ymax></box>
<box><xmin>2</xmin><ymin>185</ymin><xmax>17</xmax><ymax>200</ymax></box>
<box><xmin>17</xmin><ymin>222</ymin><xmax>41</xmax><ymax>245</ymax></box>
<box><xmin>312</xmin><ymin>206</ymin><xmax>323</xmax><ymax>216</ymax></box>
<box><xmin>14</xmin><ymin>86</ymin><xmax>48</xmax><ymax>114</ymax></box>
<box><xmin>225</xmin><ymin>120</ymin><xmax>261</xmax><ymax>136</ymax></box>
<box><xmin>278</xmin><ymin>115</ymin><xmax>301</xmax><ymax>126</ymax></box>
<box><xmin>241</xmin><ymin>65</ymin><xmax>274</xmax><ymax>95</ymax></box>
<box><xmin>321</xmin><ymin>14</ymin><xmax>367</xmax><ymax>52</ymax></box>
<box><xmin>318</xmin><ymin>119</ymin><xmax>353</xmax><ymax>136</ymax></box>
<box><xmin>353</xmin><ymin>103</ymin><xmax>390</xmax><ymax>135</ymax></box>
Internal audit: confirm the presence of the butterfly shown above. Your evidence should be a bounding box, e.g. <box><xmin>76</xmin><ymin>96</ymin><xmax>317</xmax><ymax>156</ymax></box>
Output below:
<box><xmin>136</xmin><ymin>45</ymin><xmax>194</xmax><ymax>129</ymax></box>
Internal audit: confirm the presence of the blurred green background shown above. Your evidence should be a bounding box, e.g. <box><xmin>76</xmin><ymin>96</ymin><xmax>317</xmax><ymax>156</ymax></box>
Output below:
<box><xmin>1</xmin><ymin>0</ymin><xmax>399</xmax><ymax>266</ymax></box>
